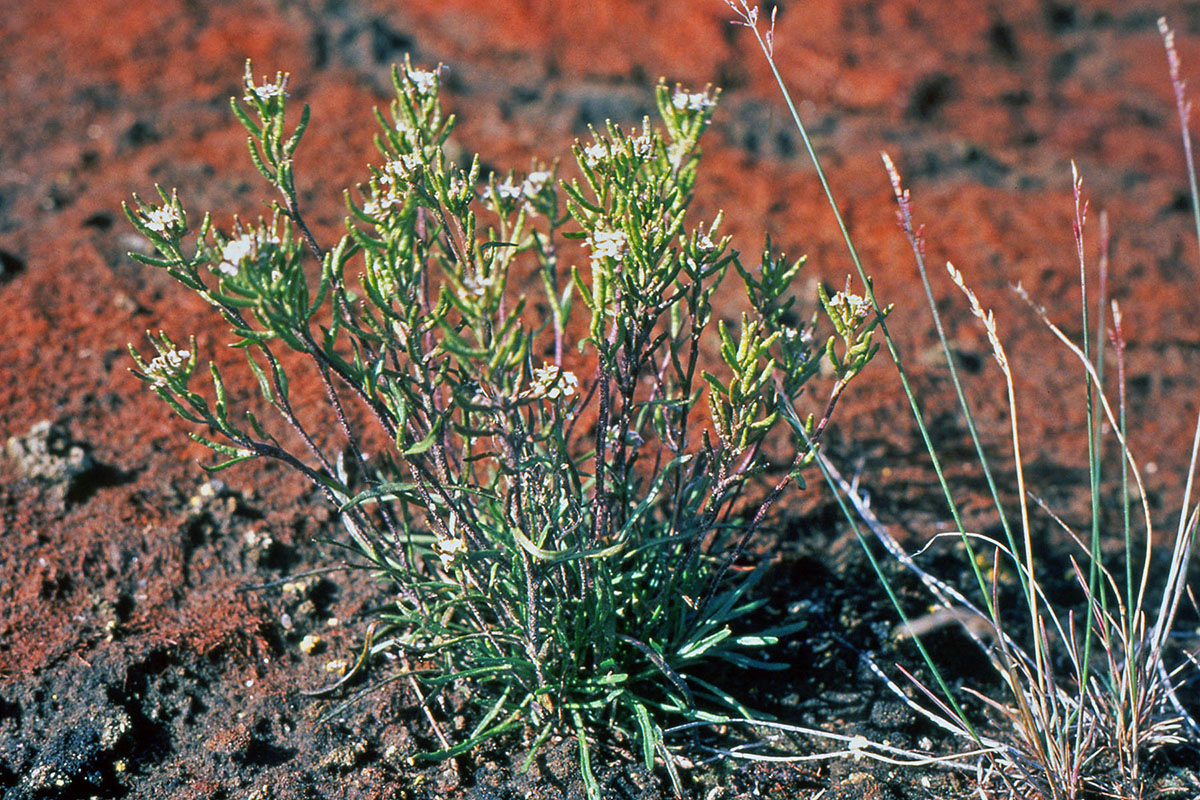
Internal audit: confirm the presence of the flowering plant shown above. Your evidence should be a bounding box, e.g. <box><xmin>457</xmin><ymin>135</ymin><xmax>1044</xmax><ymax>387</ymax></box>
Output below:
<box><xmin>124</xmin><ymin>59</ymin><xmax>881</xmax><ymax>791</ymax></box>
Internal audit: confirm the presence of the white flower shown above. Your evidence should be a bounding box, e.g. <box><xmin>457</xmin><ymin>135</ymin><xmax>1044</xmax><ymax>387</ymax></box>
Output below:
<box><xmin>217</xmin><ymin>235</ymin><xmax>253</xmax><ymax>276</ymax></box>
<box><xmin>630</xmin><ymin>133</ymin><xmax>654</xmax><ymax>159</ymax></box>
<box><xmin>482</xmin><ymin>171</ymin><xmax>551</xmax><ymax>213</ymax></box>
<box><xmin>587</xmin><ymin>229</ymin><xmax>627</xmax><ymax>265</ymax></box>
<box><xmin>829</xmin><ymin>289</ymin><xmax>871</xmax><ymax>322</ymax></box>
<box><xmin>407</xmin><ymin>68</ymin><xmax>438</xmax><ymax>96</ymax></box>
<box><xmin>672</xmin><ymin>88</ymin><xmax>716</xmax><ymax>112</ymax></box>
<box><xmin>667</xmin><ymin>140</ymin><xmax>689</xmax><ymax>169</ymax></box>
<box><xmin>143</xmin><ymin>206</ymin><xmax>182</xmax><ymax>234</ymax></box>
<box><xmin>697</xmin><ymin>231</ymin><xmax>715</xmax><ymax>251</ymax></box>
<box><xmin>461</xmin><ymin>268</ymin><xmax>496</xmax><ymax>298</ymax></box>
<box><xmin>216</xmin><ymin>230</ymin><xmax>279</xmax><ymax>277</ymax></box>
<box><xmin>146</xmin><ymin>348</ymin><xmax>191</xmax><ymax>387</ymax></box>
<box><xmin>245</xmin><ymin>80</ymin><xmax>287</xmax><ymax>103</ymax></box>
<box><xmin>433</xmin><ymin>533</ymin><xmax>466</xmax><ymax>570</ymax></box>
<box><xmin>484</xmin><ymin>177</ymin><xmax>522</xmax><ymax>201</ymax></box>
<box><xmin>605</xmin><ymin>424</ymin><xmax>644</xmax><ymax>448</ymax></box>
<box><xmin>530</xmin><ymin>364</ymin><xmax>578</xmax><ymax>401</ymax></box>
<box><xmin>363</xmin><ymin>190</ymin><xmax>400</xmax><ymax>218</ymax></box>
<box><xmin>432</xmin><ymin>510</ymin><xmax>467</xmax><ymax>570</ymax></box>
<box><xmin>367</xmin><ymin>163</ymin><xmax>415</xmax><ymax>219</ymax></box>
<box><xmin>522</xmin><ymin>170</ymin><xmax>551</xmax><ymax>196</ymax></box>
<box><xmin>582</xmin><ymin>141</ymin><xmax>608</xmax><ymax>168</ymax></box>
<box><xmin>384</xmin><ymin>154</ymin><xmax>422</xmax><ymax>179</ymax></box>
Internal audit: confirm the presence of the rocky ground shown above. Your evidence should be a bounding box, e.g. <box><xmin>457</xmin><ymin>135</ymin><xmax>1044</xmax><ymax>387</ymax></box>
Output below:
<box><xmin>4</xmin><ymin>1</ymin><xmax>1200</xmax><ymax>797</ymax></box>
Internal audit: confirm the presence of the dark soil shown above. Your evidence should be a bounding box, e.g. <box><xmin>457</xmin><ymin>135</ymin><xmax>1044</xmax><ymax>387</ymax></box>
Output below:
<box><xmin>4</xmin><ymin>1</ymin><xmax>1200</xmax><ymax>797</ymax></box>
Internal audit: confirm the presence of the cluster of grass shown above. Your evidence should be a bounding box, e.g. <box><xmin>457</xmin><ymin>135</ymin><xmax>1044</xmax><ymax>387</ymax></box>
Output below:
<box><xmin>122</xmin><ymin>1</ymin><xmax>1200</xmax><ymax>796</ymax></box>
<box><xmin>724</xmin><ymin>3</ymin><xmax>1200</xmax><ymax>797</ymax></box>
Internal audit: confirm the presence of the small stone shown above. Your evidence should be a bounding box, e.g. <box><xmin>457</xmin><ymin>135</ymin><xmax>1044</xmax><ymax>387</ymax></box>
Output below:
<box><xmin>299</xmin><ymin>634</ymin><xmax>323</xmax><ymax>655</ymax></box>
<box><xmin>435</xmin><ymin>764</ymin><xmax>460</xmax><ymax>792</ymax></box>
<box><xmin>205</xmin><ymin>722</ymin><xmax>253</xmax><ymax>759</ymax></box>
<box><xmin>318</xmin><ymin>738</ymin><xmax>369</xmax><ymax>773</ymax></box>
<box><xmin>5</xmin><ymin>420</ymin><xmax>97</xmax><ymax>501</ymax></box>
<box><xmin>282</xmin><ymin>576</ymin><xmax>319</xmax><ymax>603</ymax></box>
<box><xmin>253</xmin><ymin>534</ymin><xmax>276</xmax><ymax>565</ymax></box>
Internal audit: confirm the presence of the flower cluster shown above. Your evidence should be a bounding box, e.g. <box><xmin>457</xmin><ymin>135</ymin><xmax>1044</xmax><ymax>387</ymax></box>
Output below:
<box><xmin>433</xmin><ymin>531</ymin><xmax>467</xmax><ymax>570</ymax></box>
<box><xmin>522</xmin><ymin>170</ymin><xmax>550</xmax><ymax>195</ymax></box>
<box><xmin>142</xmin><ymin>206</ymin><xmax>182</xmax><ymax>235</ymax></box>
<box><xmin>529</xmin><ymin>364</ymin><xmax>578</xmax><ymax>401</ymax></box>
<box><xmin>586</xmin><ymin>228</ymin><xmax>628</xmax><ymax>269</ymax></box>
<box><xmin>216</xmin><ymin>230</ymin><xmax>280</xmax><ymax>277</ymax></box>
<box><xmin>362</xmin><ymin>157</ymin><xmax>424</xmax><ymax>218</ymax></box>
<box><xmin>827</xmin><ymin>287</ymin><xmax>871</xmax><ymax>326</ymax></box>
<box><xmin>629</xmin><ymin>132</ymin><xmax>654</xmax><ymax>160</ymax></box>
<box><xmin>244</xmin><ymin>78</ymin><xmax>287</xmax><ymax>103</ymax></box>
<box><xmin>145</xmin><ymin>347</ymin><xmax>191</xmax><ymax>388</ymax></box>
<box><xmin>362</xmin><ymin>194</ymin><xmax>400</xmax><ymax>219</ymax></box>
<box><xmin>487</xmin><ymin>179</ymin><xmax>524</xmax><ymax>202</ymax></box>
<box><xmin>406</xmin><ymin>67</ymin><xmax>438</xmax><ymax>96</ymax></box>
<box><xmin>672</xmin><ymin>88</ymin><xmax>716</xmax><ymax>112</ymax></box>
<box><xmin>582</xmin><ymin>140</ymin><xmax>608</xmax><ymax>168</ymax></box>
<box><xmin>781</xmin><ymin>325</ymin><xmax>812</xmax><ymax>346</ymax></box>
<box><xmin>461</xmin><ymin>267</ymin><xmax>498</xmax><ymax>298</ymax></box>
<box><xmin>481</xmin><ymin>170</ymin><xmax>552</xmax><ymax>213</ymax></box>
<box><xmin>386</xmin><ymin>155</ymin><xmax>422</xmax><ymax>177</ymax></box>
<box><xmin>694</xmin><ymin>223</ymin><xmax>718</xmax><ymax>252</ymax></box>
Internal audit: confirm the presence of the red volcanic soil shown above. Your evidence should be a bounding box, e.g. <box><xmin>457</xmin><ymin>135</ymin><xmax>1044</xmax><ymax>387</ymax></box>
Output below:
<box><xmin>3</xmin><ymin>1</ymin><xmax>1200</xmax><ymax>798</ymax></box>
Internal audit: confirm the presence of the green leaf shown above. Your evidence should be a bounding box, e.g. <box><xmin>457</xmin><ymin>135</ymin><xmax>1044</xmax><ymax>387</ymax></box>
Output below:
<box><xmin>285</xmin><ymin>103</ymin><xmax>311</xmax><ymax>155</ymax></box>
<box><xmin>677</xmin><ymin>627</ymin><xmax>732</xmax><ymax>660</ymax></box>
<box><xmin>189</xmin><ymin>432</ymin><xmax>247</xmax><ymax>458</ymax></box>
<box><xmin>402</xmin><ymin>425</ymin><xmax>438</xmax><ymax>456</ymax></box>
<box><xmin>201</xmin><ymin>453</ymin><xmax>256</xmax><ymax>472</ymax></box>
<box><xmin>572</xmin><ymin>712</ymin><xmax>601</xmax><ymax>800</ymax></box>
<box><xmin>230</xmin><ymin>97</ymin><xmax>262</xmax><ymax>138</ymax></box>
<box><xmin>571</xmin><ymin>265</ymin><xmax>594</xmax><ymax>309</ymax></box>
<box><xmin>630</xmin><ymin>700</ymin><xmax>658</xmax><ymax>771</ymax></box>
<box><xmin>340</xmin><ymin>482</ymin><xmax>418</xmax><ymax>512</ymax></box>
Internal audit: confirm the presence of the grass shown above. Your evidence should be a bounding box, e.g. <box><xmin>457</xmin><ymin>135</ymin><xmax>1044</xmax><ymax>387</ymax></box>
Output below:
<box><xmin>726</xmin><ymin>2</ymin><xmax>1200</xmax><ymax>797</ymax></box>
